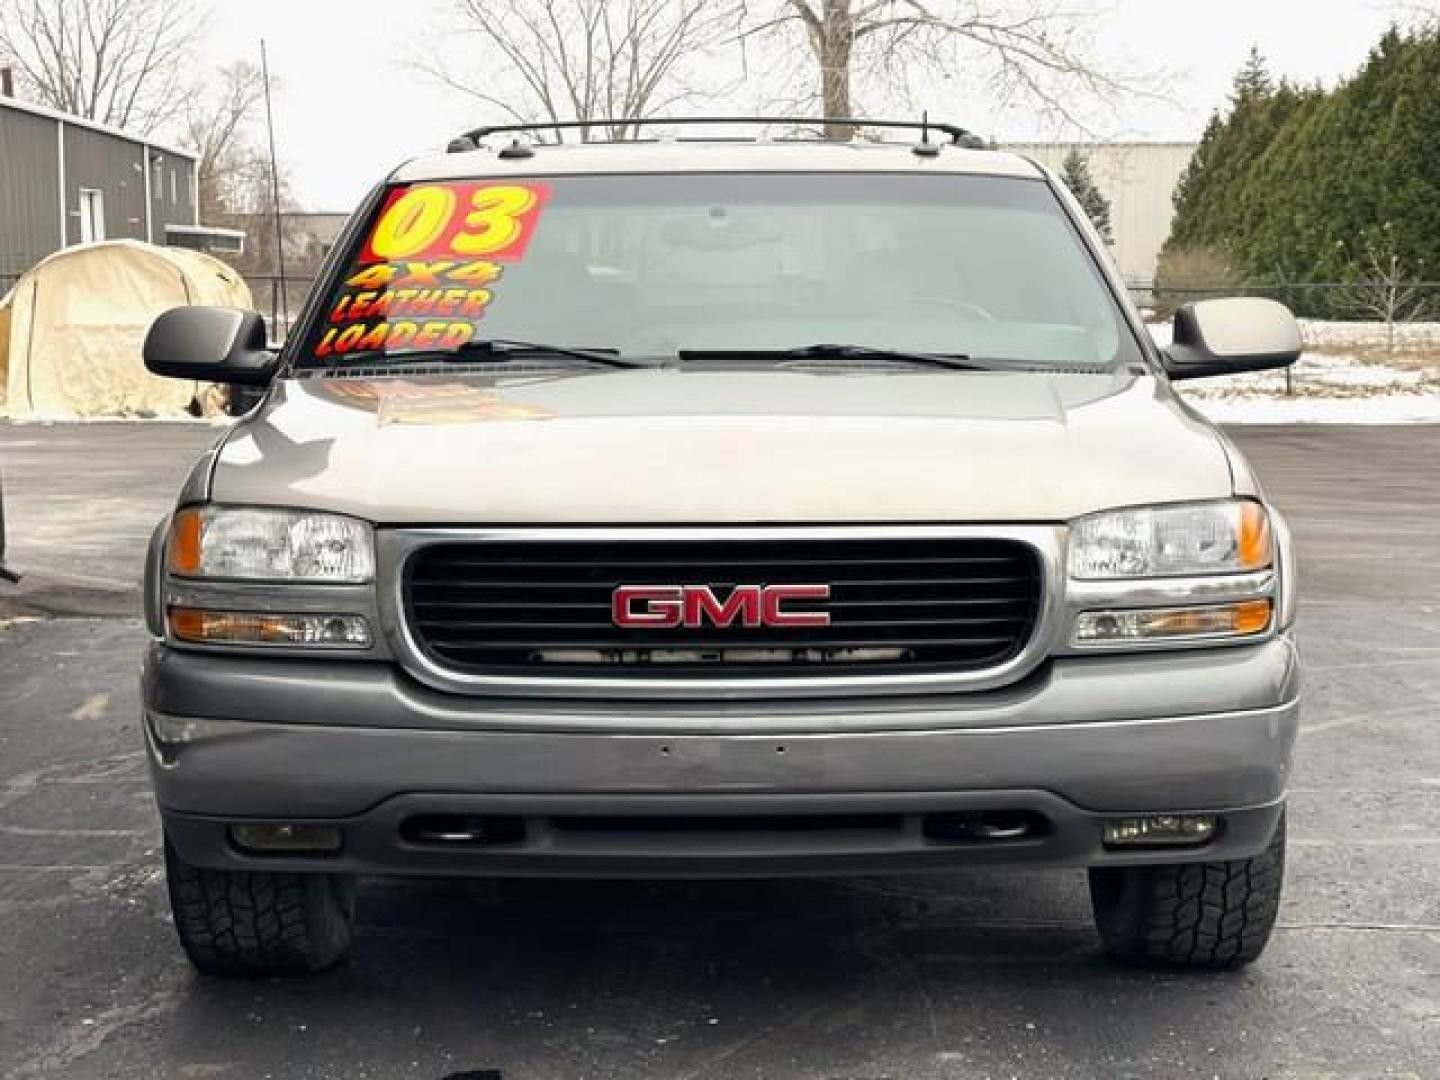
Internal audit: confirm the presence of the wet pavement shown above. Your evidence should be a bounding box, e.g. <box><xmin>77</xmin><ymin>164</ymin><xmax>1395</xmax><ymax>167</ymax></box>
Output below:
<box><xmin>1</xmin><ymin>421</ymin><xmax>1436</xmax><ymax>1079</ymax></box>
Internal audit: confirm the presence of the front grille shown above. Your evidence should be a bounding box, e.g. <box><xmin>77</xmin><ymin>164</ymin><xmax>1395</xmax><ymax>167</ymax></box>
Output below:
<box><xmin>403</xmin><ymin>535</ymin><xmax>1043</xmax><ymax>679</ymax></box>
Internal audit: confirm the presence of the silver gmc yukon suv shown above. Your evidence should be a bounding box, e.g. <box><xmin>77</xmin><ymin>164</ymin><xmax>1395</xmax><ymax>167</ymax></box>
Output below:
<box><xmin>140</xmin><ymin>118</ymin><xmax>1301</xmax><ymax>976</ymax></box>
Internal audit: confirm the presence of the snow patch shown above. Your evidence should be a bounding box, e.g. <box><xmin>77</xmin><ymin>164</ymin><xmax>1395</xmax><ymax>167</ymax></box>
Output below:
<box><xmin>1147</xmin><ymin>319</ymin><xmax>1440</xmax><ymax>423</ymax></box>
<box><xmin>1188</xmin><ymin>394</ymin><xmax>1440</xmax><ymax>425</ymax></box>
<box><xmin>0</xmin><ymin>414</ymin><xmax>227</xmax><ymax>425</ymax></box>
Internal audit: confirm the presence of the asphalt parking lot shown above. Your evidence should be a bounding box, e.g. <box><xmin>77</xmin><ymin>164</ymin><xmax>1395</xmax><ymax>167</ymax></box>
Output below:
<box><xmin>1</xmin><ymin>421</ymin><xmax>1437</xmax><ymax>1079</ymax></box>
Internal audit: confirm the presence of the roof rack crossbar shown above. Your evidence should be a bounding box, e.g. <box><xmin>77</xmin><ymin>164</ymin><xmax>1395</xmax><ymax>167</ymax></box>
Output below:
<box><xmin>450</xmin><ymin>116</ymin><xmax>988</xmax><ymax>151</ymax></box>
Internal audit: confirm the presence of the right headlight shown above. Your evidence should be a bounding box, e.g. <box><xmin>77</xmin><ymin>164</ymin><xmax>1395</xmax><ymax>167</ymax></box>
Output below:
<box><xmin>1067</xmin><ymin>500</ymin><xmax>1276</xmax><ymax>647</ymax></box>
<box><xmin>167</xmin><ymin>506</ymin><xmax>375</xmax><ymax>583</ymax></box>
<box><xmin>1068</xmin><ymin>499</ymin><xmax>1272</xmax><ymax>580</ymax></box>
<box><xmin>164</xmin><ymin>506</ymin><xmax>376</xmax><ymax>650</ymax></box>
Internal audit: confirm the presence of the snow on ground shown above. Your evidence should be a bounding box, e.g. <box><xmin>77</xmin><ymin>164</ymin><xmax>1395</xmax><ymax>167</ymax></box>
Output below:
<box><xmin>6</xmin><ymin>321</ymin><xmax>1438</xmax><ymax>425</ymax></box>
<box><xmin>1188</xmin><ymin>393</ymin><xmax>1440</xmax><ymax>425</ymax></box>
<box><xmin>0</xmin><ymin>413</ymin><xmax>226</xmax><ymax>424</ymax></box>
<box><xmin>1294</xmin><ymin>319</ymin><xmax>1440</xmax><ymax>351</ymax></box>
<box><xmin>1149</xmin><ymin>319</ymin><xmax>1440</xmax><ymax>424</ymax></box>
<box><xmin>1148</xmin><ymin>318</ymin><xmax>1440</xmax><ymax>353</ymax></box>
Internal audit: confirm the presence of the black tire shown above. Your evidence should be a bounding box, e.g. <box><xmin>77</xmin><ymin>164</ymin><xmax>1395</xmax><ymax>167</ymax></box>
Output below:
<box><xmin>1088</xmin><ymin>812</ymin><xmax>1285</xmax><ymax>970</ymax></box>
<box><xmin>164</xmin><ymin>839</ymin><xmax>356</xmax><ymax>976</ymax></box>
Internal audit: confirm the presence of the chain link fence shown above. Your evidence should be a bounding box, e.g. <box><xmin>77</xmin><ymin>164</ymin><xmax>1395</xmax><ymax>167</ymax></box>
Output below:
<box><xmin>1130</xmin><ymin>281</ymin><xmax>1440</xmax><ymax>334</ymax></box>
<box><xmin>1128</xmin><ymin>280</ymin><xmax>1440</xmax><ymax>401</ymax></box>
<box><xmin>244</xmin><ymin>274</ymin><xmax>319</xmax><ymax>344</ymax></box>
<box><xmin>5</xmin><ymin>267</ymin><xmax>1439</xmax><ymax>364</ymax></box>
<box><xmin>165</xmin><ymin>274</ymin><xmax>1440</xmax><ymax>366</ymax></box>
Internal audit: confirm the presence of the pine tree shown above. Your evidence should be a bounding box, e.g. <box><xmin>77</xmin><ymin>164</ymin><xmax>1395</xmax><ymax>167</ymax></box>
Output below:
<box><xmin>1231</xmin><ymin>46</ymin><xmax>1274</xmax><ymax>105</ymax></box>
<box><xmin>1167</xmin><ymin>49</ymin><xmax>1282</xmax><ymax>257</ymax></box>
<box><xmin>1162</xmin><ymin>27</ymin><xmax>1440</xmax><ymax>318</ymax></box>
<box><xmin>1060</xmin><ymin>149</ymin><xmax>1114</xmax><ymax>245</ymax></box>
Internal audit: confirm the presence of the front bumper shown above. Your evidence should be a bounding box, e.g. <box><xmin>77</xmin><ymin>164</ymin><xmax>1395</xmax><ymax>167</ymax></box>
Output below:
<box><xmin>144</xmin><ymin>636</ymin><xmax>1299</xmax><ymax>878</ymax></box>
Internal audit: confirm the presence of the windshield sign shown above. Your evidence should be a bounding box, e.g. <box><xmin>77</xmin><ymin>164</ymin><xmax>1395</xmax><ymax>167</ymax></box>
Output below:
<box><xmin>316</xmin><ymin>182</ymin><xmax>550</xmax><ymax>359</ymax></box>
<box><xmin>300</xmin><ymin>173</ymin><xmax>1141</xmax><ymax>372</ymax></box>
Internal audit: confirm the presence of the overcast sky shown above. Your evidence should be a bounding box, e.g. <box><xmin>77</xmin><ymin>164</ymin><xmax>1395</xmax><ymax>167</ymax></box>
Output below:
<box><xmin>195</xmin><ymin>0</ymin><xmax>1433</xmax><ymax>211</ymax></box>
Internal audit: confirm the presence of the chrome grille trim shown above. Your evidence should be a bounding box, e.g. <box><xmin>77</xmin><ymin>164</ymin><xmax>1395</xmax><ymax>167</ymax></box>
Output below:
<box><xmin>379</xmin><ymin>526</ymin><xmax>1065</xmax><ymax>700</ymax></box>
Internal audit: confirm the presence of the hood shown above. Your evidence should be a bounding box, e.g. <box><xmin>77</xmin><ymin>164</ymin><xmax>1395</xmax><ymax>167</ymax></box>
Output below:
<box><xmin>210</xmin><ymin>369</ymin><xmax>1233</xmax><ymax>523</ymax></box>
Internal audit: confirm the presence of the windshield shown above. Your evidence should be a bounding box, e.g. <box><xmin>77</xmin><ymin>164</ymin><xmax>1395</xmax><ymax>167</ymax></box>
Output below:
<box><xmin>297</xmin><ymin>172</ymin><xmax>1143</xmax><ymax>371</ymax></box>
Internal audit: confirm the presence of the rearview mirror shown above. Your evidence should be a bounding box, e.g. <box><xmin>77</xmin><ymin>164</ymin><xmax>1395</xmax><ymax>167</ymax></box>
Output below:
<box><xmin>144</xmin><ymin>307</ymin><xmax>279</xmax><ymax>387</ymax></box>
<box><xmin>1163</xmin><ymin>297</ymin><xmax>1302</xmax><ymax>381</ymax></box>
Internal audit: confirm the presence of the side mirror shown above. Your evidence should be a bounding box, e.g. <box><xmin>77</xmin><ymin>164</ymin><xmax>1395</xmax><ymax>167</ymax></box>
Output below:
<box><xmin>144</xmin><ymin>306</ymin><xmax>279</xmax><ymax>387</ymax></box>
<box><xmin>1163</xmin><ymin>297</ymin><xmax>1302</xmax><ymax>381</ymax></box>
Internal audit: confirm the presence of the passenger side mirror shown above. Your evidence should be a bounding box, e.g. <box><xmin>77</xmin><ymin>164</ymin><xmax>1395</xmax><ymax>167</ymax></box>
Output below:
<box><xmin>144</xmin><ymin>306</ymin><xmax>279</xmax><ymax>387</ymax></box>
<box><xmin>1162</xmin><ymin>297</ymin><xmax>1302</xmax><ymax>381</ymax></box>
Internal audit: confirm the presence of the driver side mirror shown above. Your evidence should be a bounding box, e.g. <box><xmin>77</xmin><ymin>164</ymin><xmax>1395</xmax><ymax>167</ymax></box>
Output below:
<box><xmin>144</xmin><ymin>306</ymin><xmax>279</xmax><ymax>387</ymax></box>
<box><xmin>1163</xmin><ymin>297</ymin><xmax>1302</xmax><ymax>381</ymax></box>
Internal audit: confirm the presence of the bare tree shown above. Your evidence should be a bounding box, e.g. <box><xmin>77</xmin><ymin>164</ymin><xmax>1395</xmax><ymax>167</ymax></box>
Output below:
<box><xmin>422</xmin><ymin>0</ymin><xmax>744</xmax><ymax>142</ymax></box>
<box><xmin>183</xmin><ymin>62</ymin><xmax>267</xmax><ymax>222</ymax></box>
<box><xmin>1338</xmin><ymin>224</ymin><xmax>1431</xmax><ymax>361</ymax></box>
<box><xmin>225</xmin><ymin>151</ymin><xmax>297</xmax><ymax>246</ymax></box>
<box><xmin>746</xmin><ymin>1</ymin><xmax>1144</xmax><ymax>139</ymax></box>
<box><xmin>0</xmin><ymin>0</ymin><xmax>201</xmax><ymax>134</ymax></box>
<box><xmin>220</xmin><ymin>150</ymin><xmax>306</xmax><ymax>326</ymax></box>
<box><xmin>1386</xmin><ymin>2</ymin><xmax>1440</xmax><ymax>29</ymax></box>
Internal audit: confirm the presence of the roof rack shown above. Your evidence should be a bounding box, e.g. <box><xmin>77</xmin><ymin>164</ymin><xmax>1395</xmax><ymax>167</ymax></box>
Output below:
<box><xmin>446</xmin><ymin>116</ymin><xmax>990</xmax><ymax>154</ymax></box>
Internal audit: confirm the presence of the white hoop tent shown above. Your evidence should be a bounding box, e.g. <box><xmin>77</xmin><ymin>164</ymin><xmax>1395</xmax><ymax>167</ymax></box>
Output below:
<box><xmin>0</xmin><ymin>240</ymin><xmax>251</xmax><ymax>418</ymax></box>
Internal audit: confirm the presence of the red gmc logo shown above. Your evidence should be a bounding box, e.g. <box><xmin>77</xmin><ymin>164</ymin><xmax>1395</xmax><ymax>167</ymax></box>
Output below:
<box><xmin>612</xmin><ymin>584</ymin><xmax>832</xmax><ymax>629</ymax></box>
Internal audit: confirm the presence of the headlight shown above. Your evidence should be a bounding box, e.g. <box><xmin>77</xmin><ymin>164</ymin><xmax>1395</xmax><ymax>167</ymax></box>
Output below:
<box><xmin>1068</xmin><ymin>499</ymin><xmax>1271</xmax><ymax>580</ymax></box>
<box><xmin>167</xmin><ymin>506</ymin><xmax>375</xmax><ymax>582</ymax></box>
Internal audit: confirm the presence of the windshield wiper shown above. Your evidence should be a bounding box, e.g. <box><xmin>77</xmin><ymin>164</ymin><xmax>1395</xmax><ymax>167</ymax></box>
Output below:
<box><xmin>324</xmin><ymin>339</ymin><xmax>654</xmax><ymax>370</ymax></box>
<box><xmin>441</xmin><ymin>339</ymin><xmax>656</xmax><ymax>369</ymax></box>
<box><xmin>787</xmin><ymin>344</ymin><xmax>998</xmax><ymax>370</ymax></box>
<box><xmin>678</xmin><ymin>344</ymin><xmax>996</xmax><ymax>371</ymax></box>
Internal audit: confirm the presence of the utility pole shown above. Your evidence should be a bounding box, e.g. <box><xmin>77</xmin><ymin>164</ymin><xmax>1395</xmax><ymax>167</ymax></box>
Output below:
<box><xmin>260</xmin><ymin>40</ymin><xmax>289</xmax><ymax>336</ymax></box>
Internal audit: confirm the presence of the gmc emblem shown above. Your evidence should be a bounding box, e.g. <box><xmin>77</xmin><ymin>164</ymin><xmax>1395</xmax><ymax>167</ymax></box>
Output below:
<box><xmin>611</xmin><ymin>584</ymin><xmax>832</xmax><ymax>629</ymax></box>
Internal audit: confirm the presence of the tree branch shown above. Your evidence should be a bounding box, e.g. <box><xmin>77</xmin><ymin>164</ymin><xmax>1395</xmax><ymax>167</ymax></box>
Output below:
<box><xmin>420</xmin><ymin>0</ymin><xmax>746</xmax><ymax>143</ymax></box>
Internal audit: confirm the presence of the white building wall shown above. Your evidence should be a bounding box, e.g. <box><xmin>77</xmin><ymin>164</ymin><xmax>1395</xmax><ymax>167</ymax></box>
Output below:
<box><xmin>1004</xmin><ymin>142</ymin><xmax>1197</xmax><ymax>287</ymax></box>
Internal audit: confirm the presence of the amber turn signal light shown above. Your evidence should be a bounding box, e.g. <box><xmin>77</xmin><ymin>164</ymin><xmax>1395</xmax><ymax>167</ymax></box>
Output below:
<box><xmin>168</xmin><ymin>607</ymin><xmax>372</xmax><ymax>648</ymax></box>
<box><xmin>1074</xmin><ymin>599</ymin><xmax>1273</xmax><ymax>645</ymax></box>
<box><xmin>167</xmin><ymin>508</ymin><xmax>204</xmax><ymax>576</ymax></box>
<box><xmin>1237</xmin><ymin>501</ymin><xmax>1273</xmax><ymax>571</ymax></box>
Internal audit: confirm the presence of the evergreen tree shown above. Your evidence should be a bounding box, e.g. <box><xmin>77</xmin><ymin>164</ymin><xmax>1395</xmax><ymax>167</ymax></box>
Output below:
<box><xmin>1231</xmin><ymin>45</ymin><xmax>1274</xmax><ymax>104</ymax></box>
<box><xmin>1161</xmin><ymin>28</ymin><xmax>1440</xmax><ymax>318</ymax></box>
<box><xmin>1060</xmin><ymin>149</ymin><xmax>1114</xmax><ymax>245</ymax></box>
<box><xmin>1167</xmin><ymin>48</ymin><xmax>1286</xmax><ymax>257</ymax></box>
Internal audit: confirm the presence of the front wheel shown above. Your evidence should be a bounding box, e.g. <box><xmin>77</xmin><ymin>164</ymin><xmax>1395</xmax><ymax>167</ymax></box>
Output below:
<box><xmin>1088</xmin><ymin>812</ymin><xmax>1285</xmax><ymax>970</ymax></box>
<box><xmin>164</xmin><ymin>838</ymin><xmax>356</xmax><ymax>976</ymax></box>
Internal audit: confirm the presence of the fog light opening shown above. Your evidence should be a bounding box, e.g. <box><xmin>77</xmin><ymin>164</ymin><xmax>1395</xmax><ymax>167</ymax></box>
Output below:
<box><xmin>400</xmin><ymin>814</ymin><xmax>527</xmax><ymax>847</ymax></box>
<box><xmin>229</xmin><ymin>823</ymin><xmax>344</xmax><ymax>855</ymax></box>
<box><xmin>1103</xmin><ymin>814</ymin><xmax>1220</xmax><ymax>849</ymax></box>
<box><xmin>923</xmin><ymin>809</ymin><xmax>1050</xmax><ymax>844</ymax></box>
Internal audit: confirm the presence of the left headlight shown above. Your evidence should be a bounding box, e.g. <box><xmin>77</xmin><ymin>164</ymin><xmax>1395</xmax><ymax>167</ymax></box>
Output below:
<box><xmin>1069</xmin><ymin>499</ymin><xmax>1272</xmax><ymax>580</ymax></box>
<box><xmin>167</xmin><ymin>506</ymin><xmax>375</xmax><ymax>583</ymax></box>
